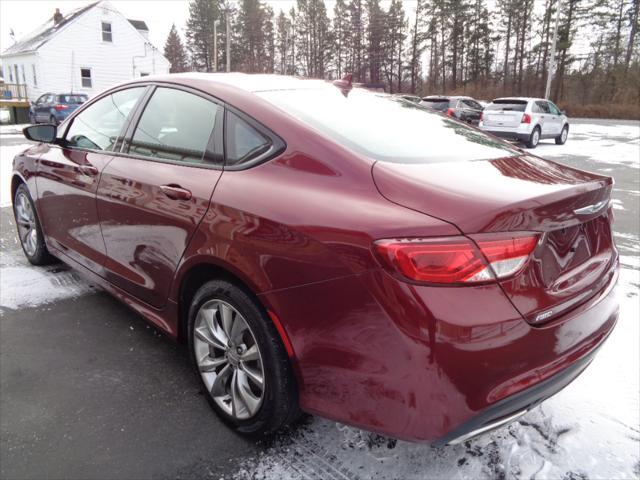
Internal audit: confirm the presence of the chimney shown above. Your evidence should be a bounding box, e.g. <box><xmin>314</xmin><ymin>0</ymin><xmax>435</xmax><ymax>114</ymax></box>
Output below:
<box><xmin>53</xmin><ymin>8</ymin><xmax>63</xmax><ymax>25</ymax></box>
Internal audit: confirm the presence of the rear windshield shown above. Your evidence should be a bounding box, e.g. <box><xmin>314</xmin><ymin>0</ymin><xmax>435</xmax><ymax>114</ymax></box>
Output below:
<box><xmin>485</xmin><ymin>100</ymin><xmax>527</xmax><ymax>112</ymax></box>
<box><xmin>57</xmin><ymin>94</ymin><xmax>88</xmax><ymax>104</ymax></box>
<box><xmin>421</xmin><ymin>98</ymin><xmax>450</xmax><ymax>111</ymax></box>
<box><xmin>258</xmin><ymin>88</ymin><xmax>518</xmax><ymax>164</ymax></box>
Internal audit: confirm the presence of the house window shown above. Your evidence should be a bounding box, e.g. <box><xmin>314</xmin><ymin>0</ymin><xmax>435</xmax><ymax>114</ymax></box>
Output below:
<box><xmin>80</xmin><ymin>68</ymin><xmax>92</xmax><ymax>88</ymax></box>
<box><xmin>7</xmin><ymin>65</ymin><xmax>12</xmax><ymax>82</ymax></box>
<box><xmin>32</xmin><ymin>65</ymin><xmax>37</xmax><ymax>86</ymax></box>
<box><xmin>101</xmin><ymin>21</ymin><xmax>112</xmax><ymax>42</ymax></box>
<box><xmin>21</xmin><ymin>65</ymin><xmax>26</xmax><ymax>83</ymax></box>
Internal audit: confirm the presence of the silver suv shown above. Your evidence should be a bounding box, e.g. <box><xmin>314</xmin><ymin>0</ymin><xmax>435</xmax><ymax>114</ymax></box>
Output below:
<box><xmin>479</xmin><ymin>97</ymin><xmax>569</xmax><ymax>149</ymax></box>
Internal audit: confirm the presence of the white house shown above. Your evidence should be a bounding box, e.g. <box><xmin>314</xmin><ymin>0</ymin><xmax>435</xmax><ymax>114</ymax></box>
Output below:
<box><xmin>0</xmin><ymin>1</ymin><xmax>170</xmax><ymax>102</ymax></box>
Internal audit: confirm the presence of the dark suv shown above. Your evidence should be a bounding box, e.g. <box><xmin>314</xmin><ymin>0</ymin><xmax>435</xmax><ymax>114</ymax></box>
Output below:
<box><xmin>30</xmin><ymin>93</ymin><xmax>88</xmax><ymax>125</ymax></box>
<box><xmin>421</xmin><ymin>96</ymin><xmax>484</xmax><ymax>125</ymax></box>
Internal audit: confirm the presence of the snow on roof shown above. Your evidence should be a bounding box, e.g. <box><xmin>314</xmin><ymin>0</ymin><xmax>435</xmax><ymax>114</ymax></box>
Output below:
<box><xmin>1</xmin><ymin>2</ymin><xmax>99</xmax><ymax>56</ymax></box>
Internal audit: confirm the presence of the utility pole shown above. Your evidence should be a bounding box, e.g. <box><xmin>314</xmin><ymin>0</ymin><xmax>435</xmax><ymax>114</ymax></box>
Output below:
<box><xmin>213</xmin><ymin>20</ymin><xmax>219</xmax><ymax>72</ymax></box>
<box><xmin>545</xmin><ymin>0</ymin><xmax>562</xmax><ymax>99</ymax></box>
<box><xmin>225</xmin><ymin>11</ymin><xmax>231</xmax><ymax>72</ymax></box>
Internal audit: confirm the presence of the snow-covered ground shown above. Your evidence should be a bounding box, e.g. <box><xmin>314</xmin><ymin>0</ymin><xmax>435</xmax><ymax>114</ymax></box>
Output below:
<box><xmin>0</xmin><ymin>120</ymin><xmax>638</xmax><ymax>479</ymax></box>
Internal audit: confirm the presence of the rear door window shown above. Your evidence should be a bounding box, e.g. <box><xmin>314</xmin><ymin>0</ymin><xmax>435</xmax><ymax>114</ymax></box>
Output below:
<box><xmin>65</xmin><ymin>87</ymin><xmax>145</xmax><ymax>151</ymax></box>
<box><xmin>535</xmin><ymin>101</ymin><xmax>550</xmax><ymax>113</ymax></box>
<box><xmin>547</xmin><ymin>102</ymin><xmax>561</xmax><ymax>115</ymax></box>
<box><xmin>462</xmin><ymin>99</ymin><xmax>482</xmax><ymax>110</ymax></box>
<box><xmin>128</xmin><ymin>87</ymin><xmax>222</xmax><ymax>165</ymax></box>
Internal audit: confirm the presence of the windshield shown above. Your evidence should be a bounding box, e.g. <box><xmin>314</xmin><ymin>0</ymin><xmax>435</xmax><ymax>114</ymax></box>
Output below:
<box><xmin>485</xmin><ymin>100</ymin><xmax>527</xmax><ymax>112</ymax></box>
<box><xmin>257</xmin><ymin>88</ymin><xmax>518</xmax><ymax>164</ymax></box>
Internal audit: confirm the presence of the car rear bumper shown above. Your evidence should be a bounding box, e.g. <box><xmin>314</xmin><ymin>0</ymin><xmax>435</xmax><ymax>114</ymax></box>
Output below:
<box><xmin>482</xmin><ymin>129</ymin><xmax>531</xmax><ymax>142</ymax></box>
<box><xmin>434</xmin><ymin>337</ymin><xmax>603</xmax><ymax>445</ymax></box>
<box><xmin>262</xmin><ymin>264</ymin><xmax>619</xmax><ymax>443</ymax></box>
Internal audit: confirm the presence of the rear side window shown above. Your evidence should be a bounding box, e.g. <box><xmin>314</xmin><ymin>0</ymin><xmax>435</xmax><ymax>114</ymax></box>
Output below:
<box><xmin>259</xmin><ymin>88</ymin><xmax>518</xmax><ymax>164</ymax></box>
<box><xmin>225</xmin><ymin>111</ymin><xmax>272</xmax><ymax>167</ymax></box>
<box><xmin>128</xmin><ymin>87</ymin><xmax>221</xmax><ymax>165</ymax></box>
<box><xmin>65</xmin><ymin>87</ymin><xmax>145</xmax><ymax>151</ymax></box>
<box><xmin>485</xmin><ymin>100</ymin><xmax>527</xmax><ymax>112</ymax></box>
<box><xmin>462</xmin><ymin>99</ymin><xmax>483</xmax><ymax>110</ymax></box>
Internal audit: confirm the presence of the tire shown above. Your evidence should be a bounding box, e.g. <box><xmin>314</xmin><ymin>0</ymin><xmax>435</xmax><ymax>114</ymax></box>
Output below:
<box><xmin>188</xmin><ymin>279</ymin><xmax>299</xmax><ymax>437</ymax></box>
<box><xmin>555</xmin><ymin>125</ymin><xmax>569</xmax><ymax>145</ymax></box>
<box><xmin>13</xmin><ymin>184</ymin><xmax>57</xmax><ymax>265</ymax></box>
<box><xmin>526</xmin><ymin>126</ymin><xmax>541</xmax><ymax>148</ymax></box>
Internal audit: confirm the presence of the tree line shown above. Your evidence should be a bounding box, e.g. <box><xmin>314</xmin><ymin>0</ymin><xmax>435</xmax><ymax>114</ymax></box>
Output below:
<box><xmin>164</xmin><ymin>0</ymin><xmax>640</xmax><ymax>116</ymax></box>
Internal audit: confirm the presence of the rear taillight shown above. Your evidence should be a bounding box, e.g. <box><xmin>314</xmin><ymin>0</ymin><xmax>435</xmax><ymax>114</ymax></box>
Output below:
<box><xmin>521</xmin><ymin>113</ymin><xmax>531</xmax><ymax>124</ymax></box>
<box><xmin>54</xmin><ymin>104</ymin><xmax>69</xmax><ymax>111</ymax></box>
<box><xmin>479</xmin><ymin>112</ymin><xmax>483</xmax><ymax>121</ymax></box>
<box><xmin>446</xmin><ymin>108</ymin><xmax>455</xmax><ymax>117</ymax></box>
<box><xmin>374</xmin><ymin>234</ymin><xmax>537</xmax><ymax>285</ymax></box>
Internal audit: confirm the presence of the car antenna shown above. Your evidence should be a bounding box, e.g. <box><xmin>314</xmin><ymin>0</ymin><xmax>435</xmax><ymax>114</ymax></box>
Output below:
<box><xmin>332</xmin><ymin>73</ymin><xmax>353</xmax><ymax>96</ymax></box>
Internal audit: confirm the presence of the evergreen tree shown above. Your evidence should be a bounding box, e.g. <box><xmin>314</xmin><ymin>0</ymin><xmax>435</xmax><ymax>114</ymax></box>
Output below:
<box><xmin>164</xmin><ymin>24</ymin><xmax>189</xmax><ymax>73</ymax></box>
<box><xmin>185</xmin><ymin>0</ymin><xmax>221</xmax><ymax>72</ymax></box>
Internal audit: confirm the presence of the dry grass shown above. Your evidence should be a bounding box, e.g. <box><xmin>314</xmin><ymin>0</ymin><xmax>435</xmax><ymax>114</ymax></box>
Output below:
<box><xmin>556</xmin><ymin>103</ymin><xmax>640</xmax><ymax>120</ymax></box>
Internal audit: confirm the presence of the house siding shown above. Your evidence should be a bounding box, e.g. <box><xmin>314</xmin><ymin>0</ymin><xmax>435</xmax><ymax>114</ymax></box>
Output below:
<box><xmin>1</xmin><ymin>1</ymin><xmax>169</xmax><ymax>101</ymax></box>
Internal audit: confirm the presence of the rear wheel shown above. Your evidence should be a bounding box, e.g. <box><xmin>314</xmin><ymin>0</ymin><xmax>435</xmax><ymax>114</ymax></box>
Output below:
<box><xmin>526</xmin><ymin>126</ymin><xmax>540</xmax><ymax>148</ymax></box>
<box><xmin>555</xmin><ymin>125</ymin><xmax>569</xmax><ymax>145</ymax></box>
<box><xmin>188</xmin><ymin>279</ymin><xmax>299</xmax><ymax>436</ymax></box>
<box><xmin>13</xmin><ymin>184</ymin><xmax>56</xmax><ymax>265</ymax></box>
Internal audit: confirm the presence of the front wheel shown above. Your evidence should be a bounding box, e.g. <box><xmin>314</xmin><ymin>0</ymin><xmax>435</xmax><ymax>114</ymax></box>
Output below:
<box><xmin>555</xmin><ymin>125</ymin><xmax>569</xmax><ymax>145</ymax></box>
<box><xmin>526</xmin><ymin>127</ymin><xmax>541</xmax><ymax>148</ymax></box>
<box><xmin>188</xmin><ymin>279</ymin><xmax>299</xmax><ymax>436</ymax></box>
<box><xmin>13</xmin><ymin>184</ymin><xmax>56</xmax><ymax>265</ymax></box>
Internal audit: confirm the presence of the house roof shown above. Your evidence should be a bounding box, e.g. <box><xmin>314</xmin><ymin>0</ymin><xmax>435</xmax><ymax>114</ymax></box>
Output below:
<box><xmin>127</xmin><ymin>19</ymin><xmax>149</xmax><ymax>31</ymax></box>
<box><xmin>2</xmin><ymin>2</ymin><xmax>99</xmax><ymax>56</ymax></box>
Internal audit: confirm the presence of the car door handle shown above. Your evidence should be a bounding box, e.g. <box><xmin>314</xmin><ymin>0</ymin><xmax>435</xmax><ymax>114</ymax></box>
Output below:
<box><xmin>160</xmin><ymin>184</ymin><xmax>192</xmax><ymax>201</ymax></box>
<box><xmin>79</xmin><ymin>165</ymin><xmax>99</xmax><ymax>176</ymax></box>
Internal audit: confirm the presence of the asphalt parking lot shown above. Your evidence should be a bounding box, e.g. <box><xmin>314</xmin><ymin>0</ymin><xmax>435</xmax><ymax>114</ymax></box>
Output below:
<box><xmin>1</xmin><ymin>119</ymin><xmax>639</xmax><ymax>479</ymax></box>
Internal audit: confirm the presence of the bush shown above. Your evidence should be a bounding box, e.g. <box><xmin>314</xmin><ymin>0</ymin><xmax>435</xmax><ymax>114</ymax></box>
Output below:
<box><xmin>556</xmin><ymin>103</ymin><xmax>640</xmax><ymax>120</ymax></box>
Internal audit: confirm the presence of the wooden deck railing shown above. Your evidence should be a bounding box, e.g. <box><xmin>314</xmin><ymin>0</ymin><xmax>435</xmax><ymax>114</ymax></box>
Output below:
<box><xmin>1</xmin><ymin>83</ymin><xmax>28</xmax><ymax>101</ymax></box>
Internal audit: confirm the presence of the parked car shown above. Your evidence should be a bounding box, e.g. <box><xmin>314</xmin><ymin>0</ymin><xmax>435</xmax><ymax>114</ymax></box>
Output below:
<box><xmin>393</xmin><ymin>94</ymin><xmax>422</xmax><ymax>104</ymax></box>
<box><xmin>421</xmin><ymin>95</ymin><xmax>484</xmax><ymax>125</ymax></box>
<box><xmin>12</xmin><ymin>74</ymin><xmax>618</xmax><ymax>445</ymax></box>
<box><xmin>30</xmin><ymin>93</ymin><xmax>88</xmax><ymax>125</ymax></box>
<box><xmin>479</xmin><ymin>97</ymin><xmax>569</xmax><ymax>148</ymax></box>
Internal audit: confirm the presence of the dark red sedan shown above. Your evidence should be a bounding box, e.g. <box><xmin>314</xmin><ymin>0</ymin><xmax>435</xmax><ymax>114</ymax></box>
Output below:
<box><xmin>12</xmin><ymin>73</ymin><xmax>618</xmax><ymax>444</ymax></box>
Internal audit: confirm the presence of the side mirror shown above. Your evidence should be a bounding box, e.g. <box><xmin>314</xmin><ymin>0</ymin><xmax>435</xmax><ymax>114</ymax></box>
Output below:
<box><xmin>23</xmin><ymin>124</ymin><xmax>57</xmax><ymax>143</ymax></box>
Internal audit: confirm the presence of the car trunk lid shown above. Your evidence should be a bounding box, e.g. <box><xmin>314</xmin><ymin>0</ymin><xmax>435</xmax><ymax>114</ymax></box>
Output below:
<box><xmin>372</xmin><ymin>155</ymin><xmax>617</xmax><ymax>325</ymax></box>
<box><xmin>483</xmin><ymin>100</ymin><xmax>528</xmax><ymax>128</ymax></box>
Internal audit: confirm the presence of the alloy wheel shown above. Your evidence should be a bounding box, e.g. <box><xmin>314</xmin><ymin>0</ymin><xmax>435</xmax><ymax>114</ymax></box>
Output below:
<box><xmin>561</xmin><ymin>128</ymin><xmax>568</xmax><ymax>142</ymax></box>
<box><xmin>14</xmin><ymin>191</ymin><xmax>38</xmax><ymax>257</ymax></box>
<box><xmin>532</xmin><ymin>129</ymin><xmax>540</xmax><ymax>146</ymax></box>
<box><xmin>193</xmin><ymin>299</ymin><xmax>265</xmax><ymax>420</ymax></box>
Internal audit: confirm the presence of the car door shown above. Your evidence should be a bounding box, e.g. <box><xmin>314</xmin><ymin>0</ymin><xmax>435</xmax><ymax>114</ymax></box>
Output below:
<box><xmin>461</xmin><ymin>99</ymin><xmax>483</xmax><ymax>125</ymax></box>
<box><xmin>35</xmin><ymin>86</ymin><xmax>147</xmax><ymax>275</ymax></box>
<box><xmin>546</xmin><ymin>101</ymin><xmax>564</xmax><ymax>135</ymax></box>
<box><xmin>96</xmin><ymin>85</ymin><xmax>224</xmax><ymax>308</ymax></box>
<box><xmin>34</xmin><ymin>94</ymin><xmax>51</xmax><ymax>122</ymax></box>
<box><xmin>534</xmin><ymin>101</ymin><xmax>551</xmax><ymax>135</ymax></box>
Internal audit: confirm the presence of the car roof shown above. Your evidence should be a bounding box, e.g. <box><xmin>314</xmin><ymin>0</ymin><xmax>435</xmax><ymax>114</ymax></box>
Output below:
<box><xmin>130</xmin><ymin>72</ymin><xmax>330</xmax><ymax>94</ymax></box>
<box><xmin>491</xmin><ymin>97</ymin><xmax>546</xmax><ymax>102</ymax></box>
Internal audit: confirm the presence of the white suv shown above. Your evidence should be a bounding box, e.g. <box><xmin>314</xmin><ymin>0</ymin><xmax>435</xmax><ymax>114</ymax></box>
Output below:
<box><xmin>479</xmin><ymin>97</ymin><xmax>569</xmax><ymax>149</ymax></box>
